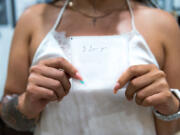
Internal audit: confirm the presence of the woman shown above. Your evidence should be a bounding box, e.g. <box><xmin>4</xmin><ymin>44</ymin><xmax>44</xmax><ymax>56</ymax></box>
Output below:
<box><xmin>1</xmin><ymin>0</ymin><xmax>180</xmax><ymax>134</ymax></box>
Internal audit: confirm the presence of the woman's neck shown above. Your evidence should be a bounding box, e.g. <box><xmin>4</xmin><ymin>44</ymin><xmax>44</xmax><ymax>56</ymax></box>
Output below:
<box><xmin>72</xmin><ymin>0</ymin><xmax>128</xmax><ymax>15</ymax></box>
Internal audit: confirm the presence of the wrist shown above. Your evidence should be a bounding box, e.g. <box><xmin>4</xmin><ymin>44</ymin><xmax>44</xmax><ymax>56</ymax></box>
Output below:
<box><xmin>18</xmin><ymin>93</ymin><xmax>39</xmax><ymax>119</ymax></box>
<box><xmin>153</xmin><ymin>89</ymin><xmax>180</xmax><ymax>121</ymax></box>
<box><xmin>160</xmin><ymin>93</ymin><xmax>179</xmax><ymax>115</ymax></box>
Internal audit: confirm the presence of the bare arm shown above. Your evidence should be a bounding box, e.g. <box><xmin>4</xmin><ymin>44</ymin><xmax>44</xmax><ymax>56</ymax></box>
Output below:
<box><xmin>0</xmin><ymin>6</ymin><xmax>36</xmax><ymax>131</ymax></box>
<box><xmin>154</xmin><ymin>11</ymin><xmax>180</xmax><ymax>135</ymax></box>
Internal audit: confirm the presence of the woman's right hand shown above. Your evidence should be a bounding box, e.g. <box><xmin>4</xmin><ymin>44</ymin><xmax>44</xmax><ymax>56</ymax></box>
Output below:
<box><xmin>17</xmin><ymin>57</ymin><xmax>82</xmax><ymax>119</ymax></box>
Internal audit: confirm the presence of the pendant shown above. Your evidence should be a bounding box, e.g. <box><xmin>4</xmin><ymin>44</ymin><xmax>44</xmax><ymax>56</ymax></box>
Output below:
<box><xmin>93</xmin><ymin>18</ymin><xmax>97</xmax><ymax>26</ymax></box>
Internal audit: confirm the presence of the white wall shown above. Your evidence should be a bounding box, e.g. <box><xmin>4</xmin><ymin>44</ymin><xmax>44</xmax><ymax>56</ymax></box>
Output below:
<box><xmin>0</xmin><ymin>26</ymin><xmax>13</xmax><ymax>99</ymax></box>
<box><xmin>163</xmin><ymin>0</ymin><xmax>180</xmax><ymax>14</ymax></box>
<box><xmin>174</xmin><ymin>0</ymin><xmax>180</xmax><ymax>14</ymax></box>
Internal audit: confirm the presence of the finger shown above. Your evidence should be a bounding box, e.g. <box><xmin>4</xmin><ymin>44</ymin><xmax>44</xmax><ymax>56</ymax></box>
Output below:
<box><xmin>31</xmin><ymin>65</ymin><xmax>64</xmax><ymax>79</ymax></box>
<box><xmin>36</xmin><ymin>87</ymin><xmax>58</xmax><ymax>101</ymax></box>
<box><xmin>114</xmin><ymin>65</ymin><xmax>153</xmax><ymax>93</ymax></box>
<box><xmin>58</xmin><ymin>71</ymin><xmax>71</xmax><ymax>94</ymax></box>
<box><xmin>138</xmin><ymin>79</ymin><xmax>167</xmax><ymax>100</ymax></box>
<box><xmin>134</xmin><ymin>83</ymin><xmax>163</xmax><ymax>106</ymax></box>
<box><xmin>141</xmin><ymin>92</ymin><xmax>167</xmax><ymax>107</ymax></box>
<box><xmin>27</xmin><ymin>84</ymin><xmax>58</xmax><ymax>101</ymax></box>
<box><xmin>29</xmin><ymin>74</ymin><xmax>66</xmax><ymax>100</ymax></box>
<box><xmin>42</xmin><ymin>68</ymin><xmax>71</xmax><ymax>94</ymax></box>
<box><xmin>38</xmin><ymin>57</ymin><xmax>83</xmax><ymax>80</ymax></box>
<box><xmin>31</xmin><ymin>66</ymin><xmax>71</xmax><ymax>94</ymax></box>
<box><xmin>56</xmin><ymin>82</ymin><xmax>66</xmax><ymax>101</ymax></box>
<box><xmin>125</xmin><ymin>71</ymin><xmax>163</xmax><ymax>100</ymax></box>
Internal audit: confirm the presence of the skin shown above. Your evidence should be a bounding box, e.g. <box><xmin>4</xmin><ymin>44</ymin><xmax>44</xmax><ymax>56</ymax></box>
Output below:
<box><xmin>2</xmin><ymin>0</ymin><xmax>180</xmax><ymax>134</ymax></box>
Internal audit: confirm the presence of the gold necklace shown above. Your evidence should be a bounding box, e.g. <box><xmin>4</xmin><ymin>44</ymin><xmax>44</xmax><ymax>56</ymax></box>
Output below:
<box><xmin>68</xmin><ymin>1</ymin><xmax>126</xmax><ymax>26</ymax></box>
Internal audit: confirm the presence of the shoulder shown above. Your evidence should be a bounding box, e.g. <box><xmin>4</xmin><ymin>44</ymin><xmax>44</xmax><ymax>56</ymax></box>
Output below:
<box><xmin>134</xmin><ymin>5</ymin><xmax>180</xmax><ymax>48</ymax></box>
<box><xmin>18</xmin><ymin>4</ymin><xmax>52</xmax><ymax>28</ymax></box>
<box><xmin>16</xmin><ymin>2</ymin><xmax>64</xmax><ymax>35</ymax></box>
<box><xmin>135</xmin><ymin>6</ymin><xmax>179</xmax><ymax>41</ymax></box>
<box><xmin>133</xmin><ymin>5</ymin><xmax>180</xmax><ymax>68</ymax></box>
<box><xmin>24</xmin><ymin>2</ymin><xmax>63</xmax><ymax>18</ymax></box>
<box><xmin>14</xmin><ymin>4</ymin><xmax>47</xmax><ymax>37</ymax></box>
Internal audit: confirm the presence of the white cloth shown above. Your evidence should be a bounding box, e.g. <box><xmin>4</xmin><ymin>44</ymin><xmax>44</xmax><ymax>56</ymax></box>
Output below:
<box><xmin>32</xmin><ymin>0</ymin><xmax>159</xmax><ymax>134</ymax></box>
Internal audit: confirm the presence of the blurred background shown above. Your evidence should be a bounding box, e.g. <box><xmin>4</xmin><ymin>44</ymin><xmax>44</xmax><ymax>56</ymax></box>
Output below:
<box><xmin>0</xmin><ymin>0</ymin><xmax>180</xmax><ymax>100</ymax></box>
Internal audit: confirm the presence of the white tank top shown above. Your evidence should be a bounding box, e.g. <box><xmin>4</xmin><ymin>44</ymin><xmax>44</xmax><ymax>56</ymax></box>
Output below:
<box><xmin>32</xmin><ymin>0</ymin><xmax>159</xmax><ymax>135</ymax></box>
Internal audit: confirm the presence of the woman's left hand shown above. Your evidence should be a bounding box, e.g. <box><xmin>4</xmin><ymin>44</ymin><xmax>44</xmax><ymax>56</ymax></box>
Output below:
<box><xmin>114</xmin><ymin>64</ymin><xmax>180</xmax><ymax>115</ymax></box>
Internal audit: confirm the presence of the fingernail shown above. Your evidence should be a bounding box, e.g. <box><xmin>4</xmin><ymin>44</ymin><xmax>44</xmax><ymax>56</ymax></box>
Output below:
<box><xmin>75</xmin><ymin>72</ymin><xmax>83</xmax><ymax>81</ymax></box>
<box><xmin>114</xmin><ymin>83</ymin><xmax>120</xmax><ymax>90</ymax></box>
<box><xmin>113</xmin><ymin>83</ymin><xmax>120</xmax><ymax>94</ymax></box>
<box><xmin>80</xmin><ymin>80</ymin><xmax>85</xmax><ymax>84</ymax></box>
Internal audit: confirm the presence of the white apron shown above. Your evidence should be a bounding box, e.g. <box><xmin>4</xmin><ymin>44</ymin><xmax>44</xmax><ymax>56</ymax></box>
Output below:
<box><xmin>31</xmin><ymin>0</ymin><xmax>159</xmax><ymax>134</ymax></box>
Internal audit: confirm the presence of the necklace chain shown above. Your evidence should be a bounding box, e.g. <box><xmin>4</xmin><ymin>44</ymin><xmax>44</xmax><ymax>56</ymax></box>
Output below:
<box><xmin>68</xmin><ymin>1</ymin><xmax>127</xmax><ymax>26</ymax></box>
<box><xmin>72</xmin><ymin>8</ymin><xmax>115</xmax><ymax>25</ymax></box>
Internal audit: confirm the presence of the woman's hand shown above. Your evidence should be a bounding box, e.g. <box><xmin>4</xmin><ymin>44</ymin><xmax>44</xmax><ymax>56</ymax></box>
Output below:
<box><xmin>114</xmin><ymin>64</ymin><xmax>179</xmax><ymax>115</ymax></box>
<box><xmin>18</xmin><ymin>57</ymin><xmax>83</xmax><ymax>119</ymax></box>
